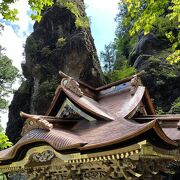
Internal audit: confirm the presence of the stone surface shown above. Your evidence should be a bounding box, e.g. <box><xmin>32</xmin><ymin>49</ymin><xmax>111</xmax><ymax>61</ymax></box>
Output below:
<box><xmin>129</xmin><ymin>33</ymin><xmax>180</xmax><ymax>112</ymax></box>
<box><xmin>129</xmin><ymin>32</ymin><xmax>169</xmax><ymax>69</ymax></box>
<box><xmin>6</xmin><ymin>1</ymin><xmax>104</xmax><ymax>143</ymax></box>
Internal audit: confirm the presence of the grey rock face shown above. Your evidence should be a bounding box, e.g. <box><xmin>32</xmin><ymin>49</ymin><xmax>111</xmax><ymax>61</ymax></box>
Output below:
<box><xmin>129</xmin><ymin>33</ymin><xmax>169</xmax><ymax>69</ymax></box>
<box><xmin>6</xmin><ymin>1</ymin><xmax>105</xmax><ymax>143</ymax></box>
<box><xmin>128</xmin><ymin>32</ymin><xmax>180</xmax><ymax>112</ymax></box>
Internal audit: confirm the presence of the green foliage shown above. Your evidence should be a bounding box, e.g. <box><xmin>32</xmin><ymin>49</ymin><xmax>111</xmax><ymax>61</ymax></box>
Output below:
<box><xmin>100</xmin><ymin>42</ymin><xmax>136</xmax><ymax>83</ymax></box>
<box><xmin>0</xmin><ymin>173</ymin><xmax>6</xmax><ymax>180</ymax></box>
<box><xmin>28</xmin><ymin>0</ymin><xmax>54</xmax><ymax>21</ymax></box>
<box><xmin>169</xmin><ymin>97</ymin><xmax>180</xmax><ymax>114</ymax></box>
<box><xmin>57</xmin><ymin>0</ymin><xmax>89</xmax><ymax>29</ymax></box>
<box><xmin>0</xmin><ymin>0</ymin><xmax>89</xmax><ymax>28</ymax></box>
<box><xmin>106</xmin><ymin>65</ymin><xmax>136</xmax><ymax>82</ymax></box>
<box><xmin>100</xmin><ymin>43</ymin><xmax>116</xmax><ymax>73</ymax></box>
<box><xmin>0</xmin><ymin>0</ymin><xmax>54</xmax><ymax>22</ymax></box>
<box><xmin>0</xmin><ymin>47</ymin><xmax>19</xmax><ymax>110</ymax></box>
<box><xmin>56</xmin><ymin>37</ymin><xmax>66</xmax><ymax>48</ymax></box>
<box><xmin>167</xmin><ymin>50</ymin><xmax>180</xmax><ymax>64</ymax></box>
<box><xmin>25</xmin><ymin>35</ymin><xmax>38</xmax><ymax>58</ymax></box>
<box><xmin>120</xmin><ymin>0</ymin><xmax>180</xmax><ymax>63</ymax></box>
<box><xmin>0</xmin><ymin>1</ymin><xmax>19</xmax><ymax>22</ymax></box>
<box><xmin>0</xmin><ymin>131</ymin><xmax>12</xmax><ymax>150</ymax></box>
<box><xmin>156</xmin><ymin>107</ymin><xmax>165</xmax><ymax>115</ymax></box>
<box><xmin>41</xmin><ymin>46</ymin><xmax>52</xmax><ymax>57</ymax></box>
<box><xmin>0</xmin><ymin>47</ymin><xmax>16</xmax><ymax>151</ymax></box>
<box><xmin>140</xmin><ymin>50</ymin><xmax>180</xmax><ymax>111</ymax></box>
<box><xmin>0</xmin><ymin>47</ymin><xmax>17</xmax><ymax>151</ymax></box>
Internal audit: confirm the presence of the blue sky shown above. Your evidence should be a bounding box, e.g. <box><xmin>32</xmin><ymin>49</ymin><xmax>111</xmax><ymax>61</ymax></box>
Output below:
<box><xmin>85</xmin><ymin>0</ymin><xmax>119</xmax><ymax>54</ymax></box>
<box><xmin>0</xmin><ymin>0</ymin><xmax>119</xmax><ymax>128</ymax></box>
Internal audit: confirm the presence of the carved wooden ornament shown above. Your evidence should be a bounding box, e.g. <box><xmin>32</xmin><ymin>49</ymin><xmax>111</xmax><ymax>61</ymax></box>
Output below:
<box><xmin>61</xmin><ymin>77</ymin><xmax>83</xmax><ymax>97</ymax></box>
<box><xmin>32</xmin><ymin>150</ymin><xmax>54</xmax><ymax>162</ymax></box>
<box><xmin>130</xmin><ymin>75</ymin><xmax>142</xmax><ymax>95</ymax></box>
<box><xmin>21</xmin><ymin>118</ymin><xmax>53</xmax><ymax>136</ymax></box>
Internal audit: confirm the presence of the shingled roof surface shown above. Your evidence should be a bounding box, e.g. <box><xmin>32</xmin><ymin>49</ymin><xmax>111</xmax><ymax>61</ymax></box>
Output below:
<box><xmin>0</xmin><ymin>72</ymin><xmax>180</xmax><ymax>162</ymax></box>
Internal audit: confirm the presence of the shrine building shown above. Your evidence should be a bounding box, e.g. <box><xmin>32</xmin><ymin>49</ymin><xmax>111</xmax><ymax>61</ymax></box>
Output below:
<box><xmin>0</xmin><ymin>71</ymin><xmax>180</xmax><ymax>179</ymax></box>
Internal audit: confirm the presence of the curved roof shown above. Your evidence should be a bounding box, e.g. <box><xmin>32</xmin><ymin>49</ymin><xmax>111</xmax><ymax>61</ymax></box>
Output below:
<box><xmin>0</xmin><ymin>72</ymin><xmax>179</xmax><ymax>163</ymax></box>
<box><xmin>0</xmin><ymin>128</ymin><xmax>85</xmax><ymax>161</ymax></box>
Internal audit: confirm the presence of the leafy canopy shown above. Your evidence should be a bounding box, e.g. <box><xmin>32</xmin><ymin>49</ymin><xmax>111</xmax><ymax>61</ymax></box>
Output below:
<box><xmin>0</xmin><ymin>0</ymin><xmax>54</xmax><ymax>22</ymax></box>
<box><xmin>0</xmin><ymin>131</ymin><xmax>12</xmax><ymax>150</ymax></box>
<box><xmin>120</xmin><ymin>0</ymin><xmax>180</xmax><ymax>63</ymax></box>
<box><xmin>0</xmin><ymin>0</ymin><xmax>89</xmax><ymax>28</ymax></box>
<box><xmin>0</xmin><ymin>114</ymin><xmax>12</xmax><ymax>150</ymax></box>
<box><xmin>0</xmin><ymin>47</ymin><xmax>16</xmax><ymax>150</ymax></box>
<box><xmin>100</xmin><ymin>42</ymin><xmax>136</xmax><ymax>83</ymax></box>
<box><xmin>100</xmin><ymin>43</ymin><xmax>116</xmax><ymax>73</ymax></box>
<box><xmin>0</xmin><ymin>46</ymin><xmax>19</xmax><ymax>111</ymax></box>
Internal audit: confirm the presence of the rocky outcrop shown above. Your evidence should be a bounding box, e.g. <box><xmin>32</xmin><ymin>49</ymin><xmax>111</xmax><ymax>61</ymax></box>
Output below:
<box><xmin>129</xmin><ymin>33</ymin><xmax>180</xmax><ymax>112</ymax></box>
<box><xmin>128</xmin><ymin>33</ymin><xmax>169</xmax><ymax>69</ymax></box>
<box><xmin>6</xmin><ymin>0</ymin><xmax>105</xmax><ymax>143</ymax></box>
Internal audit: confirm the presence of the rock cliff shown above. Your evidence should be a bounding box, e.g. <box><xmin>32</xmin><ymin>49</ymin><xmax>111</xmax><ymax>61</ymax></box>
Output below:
<box><xmin>129</xmin><ymin>33</ymin><xmax>180</xmax><ymax>112</ymax></box>
<box><xmin>6</xmin><ymin>0</ymin><xmax>105</xmax><ymax>143</ymax></box>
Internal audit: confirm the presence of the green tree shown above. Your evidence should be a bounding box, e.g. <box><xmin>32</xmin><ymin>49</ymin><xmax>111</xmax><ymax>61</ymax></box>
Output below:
<box><xmin>100</xmin><ymin>43</ymin><xmax>116</xmax><ymax>73</ymax></box>
<box><xmin>0</xmin><ymin>46</ymin><xmax>18</xmax><ymax>150</ymax></box>
<box><xmin>100</xmin><ymin>42</ymin><xmax>136</xmax><ymax>82</ymax></box>
<box><xmin>0</xmin><ymin>0</ymin><xmax>54</xmax><ymax>22</ymax></box>
<box><xmin>0</xmin><ymin>0</ymin><xmax>89</xmax><ymax>28</ymax></box>
<box><xmin>0</xmin><ymin>130</ymin><xmax>12</xmax><ymax>150</ymax></box>
<box><xmin>0</xmin><ymin>46</ymin><xmax>19</xmax><ymax>111</ymax></box>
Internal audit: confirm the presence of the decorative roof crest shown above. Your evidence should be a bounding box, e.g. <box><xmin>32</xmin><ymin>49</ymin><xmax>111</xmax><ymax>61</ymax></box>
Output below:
<box><xmin>20</xmin><ymin>112</ymin><xmax>53</xmax><ymax>136</ymax></box>
<box><xmin>59</xmin><ymin>71</ymin><xmax>83</xmax><ymax>97</ymax></box>
<box><xmin>130</xmin><ymin>75</ymin><xmax>142</xmax><ymax>96</ymax></box>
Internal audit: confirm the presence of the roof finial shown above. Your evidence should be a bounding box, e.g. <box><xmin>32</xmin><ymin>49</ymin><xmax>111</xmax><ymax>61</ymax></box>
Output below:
<box><xmin>130</xmin><ymin>75</ymin><xmax>142</xmax><ymax>96</ymax></box>
<box><xmin>59</xmin><ymin>71</ymin><xmax>83</xmax><ymax>97</ymax></box>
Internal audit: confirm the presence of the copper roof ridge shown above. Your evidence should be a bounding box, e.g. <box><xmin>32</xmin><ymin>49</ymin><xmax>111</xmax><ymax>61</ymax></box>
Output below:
<box><xmin>95</xmin><ymin>71</ymin><xmax>145</xmax><ymax>91</ymax></box>
<box><xmin>59</xmin><ymin>71</ymin><xmax>96</xmax><ymax>91</ymax></box>
<box><xmin>59</xmin><ymin>70</ymin><xmax>145</xmax><ymax>92</ymax></box>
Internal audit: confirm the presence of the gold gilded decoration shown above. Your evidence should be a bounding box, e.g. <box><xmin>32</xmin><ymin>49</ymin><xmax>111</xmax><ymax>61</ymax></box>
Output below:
<box><xmin>4</xmin><ymin>158</ymin><xmax>178</xmax><ymax>179</ymax></box>
<box><xmin>0</xmin><ymin>143</ymin><xmax>180</xmax><ymax>179</ymax></box>
<box><xmin>60</xmin><ymin>71</ymin><xmax>83</xmax><ymax>97</ymax></box>
<box><xmin>32</xmin><ymin>150</ymin><xmax>55</xmax><ymax>162</ymax></box>
<box><xmin>21</xmin><ymin>117</ymin><xmax>53</xmax><ymax>136</ymax></box>
<box><xmin>130</xmin><ymin>75</ymin><xmax>142</xmax><ymax>96</ymax></box>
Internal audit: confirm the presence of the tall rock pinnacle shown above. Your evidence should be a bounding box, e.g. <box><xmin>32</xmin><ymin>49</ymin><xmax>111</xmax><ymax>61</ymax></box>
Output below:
<box><xmin>6</xmin><ymin>0</ymin><xmax>105</xmax><ymax>143</ymax></box>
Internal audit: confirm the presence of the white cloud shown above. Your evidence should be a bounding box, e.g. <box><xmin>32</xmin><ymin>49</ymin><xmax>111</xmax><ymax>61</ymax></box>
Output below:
<box><xmin>0</xmin><ymin>25</ymin><xmax>24</xmax><ymax>70</ymax></box>
<box><xmin>10</xmin><ymin>1</ymin><xmax>34</xmax><ymax>36</ymax></box>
